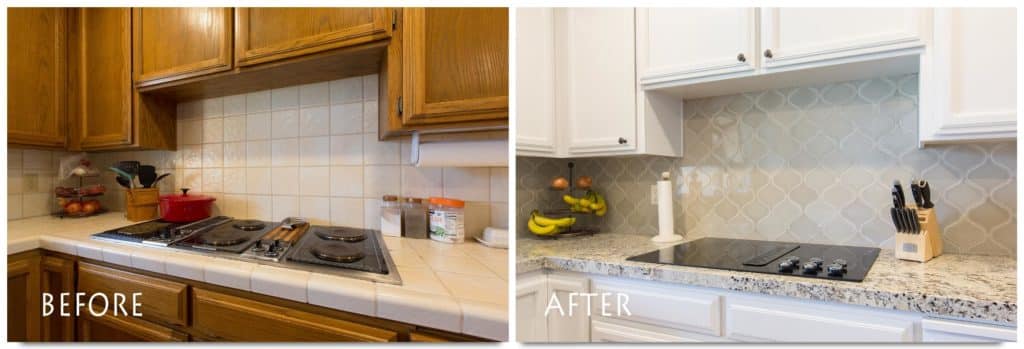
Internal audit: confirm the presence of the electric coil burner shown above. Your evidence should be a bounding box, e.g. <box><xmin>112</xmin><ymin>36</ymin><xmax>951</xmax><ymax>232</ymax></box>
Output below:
<box><xmin>311</xmin><ymin>243</ymin><xmax>366</xmax><ymax>263</ymax></box>
<box><xmin>173</xmin><ymin>217</ymin><xmax>272</xmax><ymax>253</ymax></box>
<box><xmin>197</xmin><ymin>229</ymin><xmax>251</xmax><ymax>247</ymax></box>
<box><xmin>316</xmin><ymin>228</ymin><xmax>368</xmax><ymax>242</ymax></box>
<box><xmin>232</xmin><ymin>220</ymin><xmax>266</xmax><ymax>231</ymax></box>
<box><xmin>287</xmin><ymin>225</ymin><xmax>390</xmax><ymax>276</ymax></box>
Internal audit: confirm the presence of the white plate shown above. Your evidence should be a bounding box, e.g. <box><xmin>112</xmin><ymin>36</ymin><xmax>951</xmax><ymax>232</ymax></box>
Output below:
<box><xmin>475</xmin><ymin>236</ymin><xmax>508</xmax><ymax>249</ymax></box>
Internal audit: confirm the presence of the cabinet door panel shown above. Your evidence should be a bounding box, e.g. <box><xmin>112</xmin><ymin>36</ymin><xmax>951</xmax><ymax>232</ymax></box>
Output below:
<box><xmin>637</xmin><ymin>8</ymin><xmax>756</xmax><ymax>85</ymax></box>
<box><xmin>546</xmin><ymin>273</ymin><xmax>590</xmax><ymax>342</ymax></box>
<box><xmin>563</xmin><ymin>8</ymin><xmax>636</xmax><ymax>155</ymax></box>
<box><xmin>591</xmin><ymin>319</ymin><xmax>726</xmax><ymax>342</ymax></box>
<box><xmin>920</xmin><ymin>8</ymin><xmax>1016</xmax><ymax>143</ymax></box>
<box><xmin>402</xmin><ymin>8</ymin><xmax>508</xmax><ymax>125</ymax></box>
<box><xmin>760</xmin><ymin>8</ymin><xmax>924</xmax><ymax>69</ymax></box>
<box><xmin>192</xmin><ymin>288</ymin><xmax>398</xmax><ymax>342</ymax></box>
<box><xmin>7</xmin><ymin>253</ymin><xmax>42</xmax><ymax>342</ymax></box>
<box><xmin>133</xmin><ymin>8</ymin><xmax>233</xmax><ymax>85</ymax></box>
<box><xmin>77</xmin><ymin>311</ymin><xmax>187</xmax><ymax>342</ymax></box>
<box><xmin>7</xmin><ymin>8</ymin><xmax>67</xmax><ymax>148</ymax></box>
<box><xmin>235</xmin><ymin>8</ymin><xmax>389</xmax><ymax>66</ymax></box>
<box><xmin>515</xmin><ymin>8</ymin><xmax>557</xmax><ymax>155</ymax></box>
<box><xmin>41</xmin><ymin>256</ymin><xmax>75</xmax><ymax>341</ymax></box>
<box><xmin>78</xmin><ymin>262</ymin><xmax>188</xmax><ymax>328</ymax></box>
<box><xmin>725</xmin><ymin>294</ymin><xmax>917</xmax><ymax>342</ymax></box>
<box><xmin>70</xmin><ymin>8</ymin><xmax>133</xmax><ymax>149</ymax></box>
<box><xmin>515</xmin><ymin>272</ymin><xmax>548</xmax><ymax>342</ymax></box>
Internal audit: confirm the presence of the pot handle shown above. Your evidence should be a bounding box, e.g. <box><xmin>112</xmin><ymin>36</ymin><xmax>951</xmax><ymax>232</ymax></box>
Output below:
<box><xmin>180</xmin><ymin>188</ymin><xmax>190</xmax><ymax>196</ymax></box>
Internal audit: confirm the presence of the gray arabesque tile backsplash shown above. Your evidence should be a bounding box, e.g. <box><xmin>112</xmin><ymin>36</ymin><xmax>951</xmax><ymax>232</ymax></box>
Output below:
<box><xmin>518</xmin><ymin>74</ymin><xmax>1016</xmax><ymax>256</ymax></box>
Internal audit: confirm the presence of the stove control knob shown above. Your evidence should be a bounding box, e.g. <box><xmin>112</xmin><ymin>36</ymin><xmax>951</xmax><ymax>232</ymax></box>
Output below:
<box><xmin>785</xmin><ymin>256</ymin><xmax>800</xmax><ymax>264</ymax></box>
<box><xmin>802</xmin><ymin>262</ymin><xmax>820</xmax><ymax>274</ymax></box>
<box><xmin>826</xmin><ymin>263</ymin><xmax>846</xmax><ymax>276</ymax></box>
<box><xmin>809</xmin><ymin>257</ymin><xmax>824</xmax><ymax>266</ymax></box>
<box><xmin>253</xmin><ymin>240</ymin><xmax>265</xmax><ymax>252</ymax></box>
<box><xmin>160</xmin><ymin>230</ymin><xmax>171</xmax><ymax>239</ymax></box>
<box><xmin>778</xmin><ymin>261</ymin><xmax>795</xmax><ymax>272</ymax></box>
<box><xmin>271</xmin><ymin>240</ymin><xmax>281</xmax><ymax>251</ymax></box>
<box><xmin>833</xmin><ymin>259</ymin><xmax>847</xmax><ymax>267</ymax></box>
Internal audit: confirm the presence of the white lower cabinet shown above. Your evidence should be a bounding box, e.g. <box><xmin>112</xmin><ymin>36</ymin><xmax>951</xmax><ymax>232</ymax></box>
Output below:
<box><xmin>516</xmin><ymin>271</ymin><xmax>1016</xmax><ymax>343</ymax></box>
<box><xmin>516</xmin><ymin>271</ymin><xmax>549</xmax><ymax>342</ymax></box>
<box><xmin>922</xmin><ymin>318</ymin><xmax>1017</xmax><ymax>342</ymax></box>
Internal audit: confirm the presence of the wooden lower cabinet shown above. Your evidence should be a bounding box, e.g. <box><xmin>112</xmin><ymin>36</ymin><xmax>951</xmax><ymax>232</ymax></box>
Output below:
<box><xmin>191</xmin><ymin>288</ymin><xmax>397</xmax><ymax>342</ymax></box>
<box><xmin>8</xmin><ymin>252</ymin><xmax>42</xmax><ymax>341</ymax></box>
<box><xmin>77</xmin><ymin>310</ymin><xmax>187</xmax><ymax>342</ymax></box>
<box><xmin>40</xmin><ymin>255</ymin><xmax>76</xmax><ymax>341</ymax></box>
<box><xmin>77</xmin><ymin>262</ymin><xmax>188</xmax><ymax>328</ymax></box>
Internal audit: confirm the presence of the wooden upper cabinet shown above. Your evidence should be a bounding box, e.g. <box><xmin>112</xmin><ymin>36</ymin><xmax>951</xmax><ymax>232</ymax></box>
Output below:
<box><xmin>7</xmin><ymin>8</ymin><xmax>67</xmax><ymax>148</ymax></box>
<box><xmin>132</xmin><ymin>8</ymin><xmax>233</xmax><ymax>86</ymax></box>
<box><xmin>234</xmin><ymin>8</ymin><xmax>392</xmax><ymax>66</ymax></box>
<box><xmin>69</xmin><ymin>8</ymin><xmax>133</xmax><ymax>149</ymax></box>
<box><xmin>401</xmin><ymin>8</ymin><xmax>509</xmax><ymax>126</ymax></box>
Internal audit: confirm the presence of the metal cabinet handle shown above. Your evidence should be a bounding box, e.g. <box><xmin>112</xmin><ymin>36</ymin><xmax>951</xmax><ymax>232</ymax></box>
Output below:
<box><xmin>618</xmin><ymin>137</ymin><xmax>628</xmax><ymax>145</ymax></box>
<box><xmin>737</xmin><ymin>53</ymin><xmax>746</xmax><ymax>62</ymax></box>
<box><xmin>764</xmin><ymin>49</ymin><xmax>773</xmax><ymax>59</ymax></box>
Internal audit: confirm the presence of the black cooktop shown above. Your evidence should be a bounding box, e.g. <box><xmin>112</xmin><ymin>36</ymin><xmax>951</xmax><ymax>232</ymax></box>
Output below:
<box><xmin>286</xmin><ymin>226</ymin><xmax>389</xmax><ymax>275</ymax></box>
<box><xmin>626</xmin><ymin>238</ymin><xmax>880</xmax><ymax>282</ymax></box>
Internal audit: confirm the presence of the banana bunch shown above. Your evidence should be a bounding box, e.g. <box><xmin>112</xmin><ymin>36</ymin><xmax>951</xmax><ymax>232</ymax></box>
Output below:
<box><xmin>527</xmin><ymin>210</ymin><xmax>576</xmax><ymax>236</ymax></box>
<box><xmin>563</xmin><ymin>190</ymin><xmax>607</xmax><ymax>216</ymax></box>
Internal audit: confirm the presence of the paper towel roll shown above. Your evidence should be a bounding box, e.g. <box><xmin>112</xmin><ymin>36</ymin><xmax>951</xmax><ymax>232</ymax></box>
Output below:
<box><xmin>652</xmin><ymin>171</ymin><xmax>682</xmax><ymax>243</ymax></box>
<box><xmin>412</xmin><ymin>139</ymin><xmax>508</xmax><ymax>167</ymax></box>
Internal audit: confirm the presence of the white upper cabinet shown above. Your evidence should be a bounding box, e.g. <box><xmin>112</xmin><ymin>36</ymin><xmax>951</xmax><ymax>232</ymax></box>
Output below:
<box><xmin>561</xmin><ymin>8</ymin><xmax>638</xmax><ymax>155</ymax></box>
<box><xmin>919</xmin><ymin>8</ymin><xmax>1017</xmax><ymax>143</ymax></box>
<box><xmin>759</xmin><ymin>8</ymin><xmax>927</xmax><ymax>70</ymax></box>
<box><xmin>516</xmin><ymin>8</ymin><xmax>559</xmax><ymax>157</ymax></box>
<box><xmin>637</xmin><ymin>8</ymin><xmax>757</xmax><ymax>87</ymax></box>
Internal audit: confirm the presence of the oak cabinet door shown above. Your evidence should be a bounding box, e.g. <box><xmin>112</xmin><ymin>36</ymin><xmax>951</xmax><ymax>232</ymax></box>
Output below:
<box><xmin>40</xmin><ymin>255</ymin><xmax>75</xmax><ymax>341</ymax></box>
<box><xmin>69</xmin><ymin>8</ymin><xmax>134</xmax><ymax>150</ymax></box>
<box><xmin>77</xmin><ymin>262</ymin><xmax>189</xmax><ymax>328</ymax></box>
<box><xmin>77</xmin><ymin>312</ymin><xmax>188</xmax><ymax>342</ymax></box>
<box><xmin>400</xmin><ymin>8</ymin><xmax>508</xmax><ymax>126</ymax></box>
<box><xmin>7</xmin><ymin>253</ymin><xmax>42</xmax><ymax>342</ymax></box>
<box><xmin>235</xmin><ymin>8</ymin><xmax>391</xmax><ymax>66</ymax></box>
<box><xmin>191</xmin><ymin>288</ymin><xmax>398</xmax><ymax>342</ymax></box>
<box><xmin>133</xmin><ymin>8</ymin><xmax>233</xmax><ymax>86</ymax></box>
<box><xmin>7</xmin><ymin>8</ymin><xmax>67</xmax><ymax>148</ymax></box>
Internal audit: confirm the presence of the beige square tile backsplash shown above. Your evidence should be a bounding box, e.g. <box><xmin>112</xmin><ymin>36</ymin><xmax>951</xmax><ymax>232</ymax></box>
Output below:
<box><xmin>9</xmin><ymin>73</ymin><xmax>508</xmax><ymax>239</ymax></box>
<box><xmin>518</xmin><ymin>74</ymin><xmax>1016</xmax><ymax>256</ymax></box>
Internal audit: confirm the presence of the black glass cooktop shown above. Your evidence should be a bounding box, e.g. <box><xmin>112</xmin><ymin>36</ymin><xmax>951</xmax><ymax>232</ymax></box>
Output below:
<box><xmin>626</xmin><ymin>238</ymin><xmax>880</xmax><ymax>282</ymax></box>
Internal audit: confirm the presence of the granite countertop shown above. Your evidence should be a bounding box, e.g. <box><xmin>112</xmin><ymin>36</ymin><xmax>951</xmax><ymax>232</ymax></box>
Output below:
<box><xmin>7</xmin><ymin>213</ymin><xmax>508</xmax><ymax>341</ymax></box>
<box><xmin>518</xmin><ymin>233</ymin><xmax>1016</xmax><ymax>326</ymax></box>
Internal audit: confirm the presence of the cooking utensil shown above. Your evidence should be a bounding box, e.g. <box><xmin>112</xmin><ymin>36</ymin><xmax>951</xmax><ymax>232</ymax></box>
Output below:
<box><xmin>138</xmin><ymin>165</ymin><xmax>157</xmax><ymax>188</ymax></box>
<box><xmin>152</xmin><ymin>173</ymin><xmax>171</xmax><ymax>188</ymax></box>
<box><xmin>109</xmin><ymin>167</ymin><xmax>135</xmax><ymax>189</ymax></box>
<box><xmin>116</xmin><ymin>161</ymin><xmax>140</xmax><ymax>176</ymax></box>
<box><xmin>159</xmin><ymin>188</ymin><xmax>216</xmax><ymax>223</ymax></box>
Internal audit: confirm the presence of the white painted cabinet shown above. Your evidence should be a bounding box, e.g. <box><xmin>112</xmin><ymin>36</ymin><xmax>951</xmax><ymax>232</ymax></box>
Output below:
<box><xmin>561</xmin><ymin>8</ymin><xmax>638</xmax><ymax>156</ymax></box>
<box><xmin>922</xmin><ymin>318</ymin><xmax>1017</xmax><ymax>342</ymax></box>
<box><xmin>545</xmin><ymin>272</ymin><xmax>591</xmax><ymax>342</ymax></box>
<box><xmin>919</xmin><ymin>8</ymin><xmax>1017</xmax><ymax>143</ymax></box>
<box><xmin>516</xmin><ymin>8</ymin><xmax>558</xmax><ymax>157</ymax></box>
<box><xmin>724</xmin><ymin>293</ymin><xmax>918</xmax><ymax>342</ymax></box>
<box><xmin>516</xmin><ymin>272</ymin><xmax>549</xmax><ymax>342</ymax></box>
<box><xmin>759</xmin><ymin>8</ymin><xmax>927</xmax><ymax>71</ymax></box>
<box><xmin>637</xmin><ymin>8</ymin><xmax>758</xmax><ymax>87</ymax></box>
<box><xmin>591</xmin><ymin>318</ymin><xmax>728</xmax><ymax>342</ymax></box>
<box><xmin>590</xmin><ymin>276</ymin><xmax>722</xmax><ymax>336</ymax></box>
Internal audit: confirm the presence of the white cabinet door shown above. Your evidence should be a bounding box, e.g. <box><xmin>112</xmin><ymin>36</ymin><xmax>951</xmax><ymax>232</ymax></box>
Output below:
<box><xmin>516</xmin><ymin>272</ymin><xmax>549</xmax><ymax>342</ymax></box>
<box><xmin>637</xmin><ymin>8</ymin><xmax>757</xmax><ymax>87</ymax></box>
<box><xmin>561</xmin><ymin>8</ymin><xmax>637</xmax><ymax>155</ymax></box>
<box><xmin>545</xmin><ymin>272</ymin><xmax>590</xmax><ymax>342</ymax></box>
<box><xmin>516</xmin><ymin>8</ymin><xmax>559</xmax><ymax>156</ymax></box>
<box><xmin>760</xmin><ymin>8</ymin><xmax>926</xmax><ymax>70</ymax></box>
<box><xmin>919</xmin><ymin>8</ymin><xmax>1017</xmax><ymax>143</ymax></box>
<box><xmin>922</xmin><ymin>318</ymin><xmax>1016</xmax><ymax>342</ymax></box>
<box><xmin>591</xmin><ymin>319</ymin><xmax>723</xmax><ymax>342</ymax></box>
<box><xmin>725</xmin><ymin>294</ymin><xmax>918</xmax><ymax>342</ymax></box>
<box><xmin>590</xmin><ymin>276</ymin><xmax>722</xmax><ymax>336</ymax></box>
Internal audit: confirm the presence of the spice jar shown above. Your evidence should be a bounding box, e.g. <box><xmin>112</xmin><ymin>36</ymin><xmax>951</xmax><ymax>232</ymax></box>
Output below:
<box><xmin>402</xmin><ymin>197</ymin><xmax>429</xmax><ymax>239</ymax></box>
<box><xmin>380</xmin><ymin>195</ymin><xmax>402</xmax><ymax>237</ymax></box>
<box><xmin>428</xmin><ymin>197</ymin><xmax>465</xmax><ymax>243</ymax></box>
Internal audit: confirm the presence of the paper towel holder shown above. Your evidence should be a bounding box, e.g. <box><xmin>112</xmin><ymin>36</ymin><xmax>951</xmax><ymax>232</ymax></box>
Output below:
<box><xmin>409</xmin><ymin>129</ymin><xmax>507</xmax><ymax>166</ymax></box>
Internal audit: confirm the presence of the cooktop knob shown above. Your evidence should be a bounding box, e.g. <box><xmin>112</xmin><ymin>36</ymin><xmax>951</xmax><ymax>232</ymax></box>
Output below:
<box><xmin>833</xmin><ymin>259</ymin><xmax>847</xmax><ymax>267</ymax></box>
<box><xmin>271</xmin><ymin>240</ymin><xmax>281</xmax><ymax>251</ymax></box>
<box><xmin>785</xmin><ymin>256</ymin><xmax>800</xmax><ymax>264</ymax></box>
<box><xmin>809</xmin><ymin>257</ymin><xmax>824</xmax><ymax>266</ymax></box>
<box><xmin>252</xmin><ymin>240</ymin><xmax>265</xmax><ymax>252</ymax></box>
<box><xmin>802</xmin><ymin>262</ymin><xmax>820</xmax><ymax>274</ymax></box>
<box><xmin>826</xmin><ymin>263</ymin><xmax>846</xmax><ymax>276</ymax></box>
<box><xmin>778</xmin><ymin>261</ymin><xmax>795</xmax><ymax>272</ymax></box>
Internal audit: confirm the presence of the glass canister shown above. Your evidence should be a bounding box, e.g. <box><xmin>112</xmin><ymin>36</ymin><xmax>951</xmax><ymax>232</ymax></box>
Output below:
<box><xmin>402</xmin><ymin>197</ymin><xmax>429</xmax><ymax>239</ymax></box>
<box><xmin>428</xmin><ymin>197</ymin><xmax>466</xmax><ymax>243</ymax></box>
<box><xmin>380</xmin><ymin>195</ymin><xmax>402</xmax><ymax>237</ymax></box>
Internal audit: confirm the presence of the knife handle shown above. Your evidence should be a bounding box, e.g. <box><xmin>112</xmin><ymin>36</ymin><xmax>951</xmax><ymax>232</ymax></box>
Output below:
<box><xmin>920</xmin><ymin>180</ymin><xmax>934</xmax><ymax>209</ymax></box>
<box><xmin>910</xmin><ymin>183</ymin><xmax>924</xmax><ymax>207</ymax></box>
<box><xmin>893</xmin><ymin>181</ymin><xmax>906</xmax><ymax>208</ymax></box>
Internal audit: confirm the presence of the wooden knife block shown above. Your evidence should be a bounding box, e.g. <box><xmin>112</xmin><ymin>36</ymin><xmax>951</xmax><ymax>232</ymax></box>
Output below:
<box><xmin>126</xmin><ymin>188</ymin><xmax>160</xmax><ymax>222</ymax></box>
<box><xmin>894</xmin><ymin>207</ymin><xmax>943</xmax><ymax>262</ymax></box>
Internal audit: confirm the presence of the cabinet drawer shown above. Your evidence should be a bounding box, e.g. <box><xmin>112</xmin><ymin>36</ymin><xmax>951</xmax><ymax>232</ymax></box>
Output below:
<box><xmin>77</xmin><ymin>308</ymin><xmax>188</xmax><ymax>342</ymax></box>
<box><xmin>192</xmin><ymin>288</ymin><xmax>397</xmax><ymax>342</ymax></box>
<box><xmin>725</xmin><ymin>294</ymin><xmax>917</xmax><ymax>342</ymax></box>
<box><xmin>591</xmin><ymin>318</ymin><xmax>729</xmax><ymax>343</ymax></box>
<box><xmin>77</xmin><ymin>262</ymin><xmax>188</xmax><ymax>327</ymax></box>
<box><xmin>590</xmin><ymin>277</ymin><xmax>722</xmax><ymax>336</ymax></box>
<box><xmin>922</xmin><ymin>318</ymin><xmax>1016</xmax><ymax>342</ymax></box>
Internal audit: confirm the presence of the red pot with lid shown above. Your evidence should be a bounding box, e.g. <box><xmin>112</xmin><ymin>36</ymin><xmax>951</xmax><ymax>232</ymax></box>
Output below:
<box><xmin>159</xmin><ymin>188</ymin><xmax>216</xmax><ymax>222</ymax></box>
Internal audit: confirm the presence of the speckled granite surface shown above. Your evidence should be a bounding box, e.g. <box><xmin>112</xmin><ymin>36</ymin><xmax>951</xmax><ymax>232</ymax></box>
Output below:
<box><xmin>518</xmin><ymin>233</ymin><xmax>1017</xmax><ymax>325</ymax></box>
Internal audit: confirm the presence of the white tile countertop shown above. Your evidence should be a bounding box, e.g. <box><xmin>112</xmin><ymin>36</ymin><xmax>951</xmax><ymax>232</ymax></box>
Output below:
<box><xmin>6</xmin><ymin>213</ymin><xmax>508</xmax><ymax>341</ymax></box>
